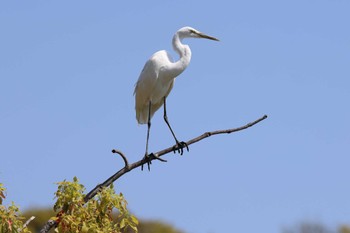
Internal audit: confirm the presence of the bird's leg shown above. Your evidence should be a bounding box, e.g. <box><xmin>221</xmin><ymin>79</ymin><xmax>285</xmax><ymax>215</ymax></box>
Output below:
<box><xmin>141</xmin><ymin>101</ymin><xmax>167</xmax><ymax>171</ymax></box>
<box><xmin>163</xmin><ymin>97</ymin><xmax>189</xmax><ymax>155</ymax></box>
<box><xmin>142</xmin><ymin>101</ymin><xmax>153</xmax><ymax>171</ymax></box>
<box><xmin>141</xmin><ymin>102</ymin><xmax>167</xmax><ymax>171</ymax></box>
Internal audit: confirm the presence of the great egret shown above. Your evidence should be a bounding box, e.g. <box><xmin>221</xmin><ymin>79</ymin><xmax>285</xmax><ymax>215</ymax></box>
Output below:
<box><xmin>134</xmin><ymin>26</ymin><xmax>219</xmax><ymax>170</ymax></box>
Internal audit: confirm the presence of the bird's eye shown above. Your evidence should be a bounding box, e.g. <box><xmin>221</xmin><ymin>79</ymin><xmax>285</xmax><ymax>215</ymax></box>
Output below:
<box><xmin>190</xmin><ymin>30</ymin><xmax>200</xmax><ymax>37</ymax></box>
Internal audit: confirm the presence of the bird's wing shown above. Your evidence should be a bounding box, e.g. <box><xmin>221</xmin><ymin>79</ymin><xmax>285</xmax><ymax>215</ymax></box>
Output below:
<box><xmin>134</xmin><ymin>50</ymin><xmax>175</xmax><ymax>124</ymax></box>
<box><xmin>134</xmin><ymin>53</ymin><xmax>162</xmax><ymax>124</ymax></box>
<box><xmin>134</xmin><ymin>60</ymin><xmax>157</xmax><ymax>97</ymax></box>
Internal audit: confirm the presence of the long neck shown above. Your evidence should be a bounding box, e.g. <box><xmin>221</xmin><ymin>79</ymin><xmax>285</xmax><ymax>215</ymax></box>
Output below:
<box><xmin>170</xmin><ymin>33</ymin><xmax>192</xmax><ymax>77</ymax></box>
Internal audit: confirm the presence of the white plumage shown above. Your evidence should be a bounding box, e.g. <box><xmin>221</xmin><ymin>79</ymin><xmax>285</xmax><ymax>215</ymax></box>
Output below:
<box><xmin>133</xmin><ymin>26</ymin><xmax>219</xmax><ymax>170</ymax></box>
<box><xmin>134</xmin><ymin>50</ymin><xmax>178</xmax><ymax>124</ymax></box>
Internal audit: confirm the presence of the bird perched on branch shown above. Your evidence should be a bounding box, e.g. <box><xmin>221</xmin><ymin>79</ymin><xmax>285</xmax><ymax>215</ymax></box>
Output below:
<box><xmin>134</xmin><ymin>26</ymin><xmax>219</xmax><ymax>170</ymax></box>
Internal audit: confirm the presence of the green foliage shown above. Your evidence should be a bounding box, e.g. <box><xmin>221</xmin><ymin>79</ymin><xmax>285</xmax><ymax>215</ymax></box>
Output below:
<box><xmin>23</xmin><ymin>209</ymin><xmax>186</xmax><ymax>233</ymax></box>
<box><xmin>1</xmin><ymin>180</ymin><xmax>185</xmax><ymax>233</ymax></box>
<box><xmin>0</xmin><ymin>183</ymin><xmax>5</xmax><ymax>205</ymax></box>
<box><xmin>53</xmin><ymin>177</ymin><xmax>138</xmax><ymax>233</ymax></box>
<box><xmin>0</xmin><ymin>183</ymin><xmax>31</xmax><ymax>233</ymax></box>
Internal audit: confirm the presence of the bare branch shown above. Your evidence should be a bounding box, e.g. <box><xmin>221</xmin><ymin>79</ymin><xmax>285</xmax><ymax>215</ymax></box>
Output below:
<box><xmin>157</xmin><ymin>114</ymin><xmax>268</xmax><ymax>156</ymax></box>
<box><xmin>40</xmin><ymin>114</ymin><xmax>267</xmax><ymax>232</ymax></box>
<box><xmin>39</xmin><ymin>219</ymin><xmax>56</xmax><ymax>233</ymax></box>
<box><xmin>20</xmin><ymin>216</ymin><xmax>35</xmax><ymax>232</ymax></box>
<box><xmin>111</xmin><ymin>149</ymin><xmax>129</xmax><ymax>168</ymax></box>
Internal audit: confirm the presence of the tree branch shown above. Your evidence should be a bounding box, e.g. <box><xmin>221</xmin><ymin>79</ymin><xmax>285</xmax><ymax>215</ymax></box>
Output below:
<box><xmin>20</xmin><ymin>216</ymin><xmax>35</xmax><ymax>232</ymax></box>
<box><xmin>40</xmin><ymin>114</ymin><xmax>267</xmax><ymax>232</ymax></box>
<box><xmin>111</xmin><ymin>149</ymin><xmax>130</xmax><ymax>168</ymax></box>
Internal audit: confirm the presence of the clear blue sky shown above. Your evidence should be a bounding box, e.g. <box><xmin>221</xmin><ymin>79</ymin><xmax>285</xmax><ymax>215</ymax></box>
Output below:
<box><xmin>1</xmin><ymin>1</ymin><xmax>350</xmax><ymax>232</ymax></box>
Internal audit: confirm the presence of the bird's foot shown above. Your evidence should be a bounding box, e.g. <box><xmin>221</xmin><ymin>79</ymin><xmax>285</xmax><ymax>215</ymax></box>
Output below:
<box><xmin>141</xmin><ymin>153</ymin><xmax>167</xmax><ymax>171</ymax></box>
<box><xmin>141</xmin><ymin>153</ymin><xmax>152</xmax><ymax>171</ymax></box>
<box><xmin>172</xmin><ymin>141</ymin><xmax>189</xmax><ymax>155</ymax></box>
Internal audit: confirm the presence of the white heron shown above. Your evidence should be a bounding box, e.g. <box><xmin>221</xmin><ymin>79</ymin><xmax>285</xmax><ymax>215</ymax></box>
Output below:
<box><xmin>134</xmin><ymin>26</ymin><xmax>219</xmax><ymax>170</ymax></box>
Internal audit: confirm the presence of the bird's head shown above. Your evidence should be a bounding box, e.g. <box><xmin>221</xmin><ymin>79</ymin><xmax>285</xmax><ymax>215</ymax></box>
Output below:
<box><xmin>177</xmin><ymin>26</ymin><xmax>219</xmax><ymax>41</ymax></box>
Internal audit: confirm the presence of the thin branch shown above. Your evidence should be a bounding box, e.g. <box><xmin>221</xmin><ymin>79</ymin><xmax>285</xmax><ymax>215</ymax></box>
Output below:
<box><xmin>158</xmin><ymin>114</ymin><xmax>268</xmax><ymax>156</ymax></box>
<box><xmin>20</xmin><ymin>216</ymin><xmax>35</xmax><ymax>232</ymax></box>
<box><xmin>112</xmin><ymin>149</ymin><xmax>129</xmax><ymax>168</ymax></box>
<box><xmin>40</xmin><ymin>114</ymin><xmax>267</xmax><ymax>232</ymax></box>
<box><xmin>39</xmin><ymin>219</ymin><xmax>56</xmax><ymax>233</ymax></box>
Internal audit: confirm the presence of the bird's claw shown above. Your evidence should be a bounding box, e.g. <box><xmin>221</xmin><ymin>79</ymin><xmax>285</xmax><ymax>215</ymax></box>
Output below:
<box><xmin>141</xmin><ymin>153</ymin><xmax>167</xmax><ymax>171</ymax></box>
<box><xmin>141</xmin><ymin>153</ymin><xmax>152</xmax><ymax>171</ymax></box>
<box><xmin>172</xmin><ymin>141</ymin><xmax>189</xmax><ymax>155</ymax></box>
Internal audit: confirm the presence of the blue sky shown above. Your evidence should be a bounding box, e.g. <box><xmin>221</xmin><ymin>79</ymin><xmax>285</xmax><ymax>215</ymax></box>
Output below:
<box><xmin>1</xmin><ymin>1</ymin><xmax>350</xmax><ymax>232</ymax></box>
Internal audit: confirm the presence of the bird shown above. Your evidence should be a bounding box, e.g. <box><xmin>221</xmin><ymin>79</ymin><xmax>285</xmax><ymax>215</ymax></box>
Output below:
<box><xmin>134</xmin><ymin>26</ymin><xmax>219</xmax><ymax>170</ymax></box>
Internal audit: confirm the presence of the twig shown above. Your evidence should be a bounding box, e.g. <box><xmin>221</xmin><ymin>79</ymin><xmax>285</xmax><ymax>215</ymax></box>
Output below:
<box><xmin>19</xmin><ymin>216</ymin><xmax>35</xmax><ymax>232</ymax></box>
<box><xmin>112</xmin><ymin>149</ymin><xmax>129</xmax><ymax>168</ymax></box>
<box><xmin>40</xmin><ymin>114</ymin><xmax>267</xmax><ymax>232</ymax></box>
<box><xmin>39</xmin><ymin>220</ymin><xmax>55</xmax><ymax>233</ymax></box>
